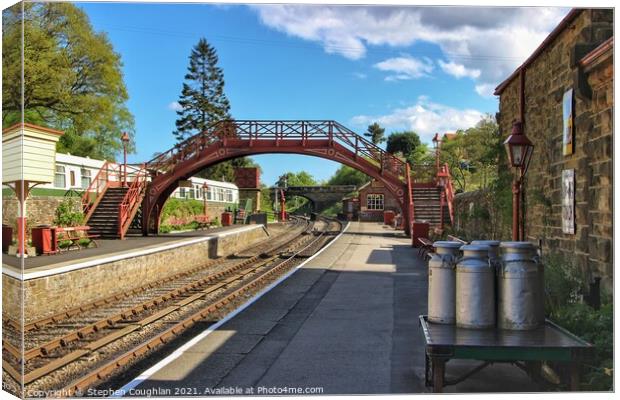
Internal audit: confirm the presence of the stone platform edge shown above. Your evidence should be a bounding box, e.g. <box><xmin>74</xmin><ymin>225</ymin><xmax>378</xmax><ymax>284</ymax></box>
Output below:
<box><xmin>2</xmin><ymin>224</ymin><xmax>269</xmax><ymax>322</ymax></box>
<box><xmin>2</xmin><ymin>225</ymin><xmax>264</xmax><ymax>281</ymax></box>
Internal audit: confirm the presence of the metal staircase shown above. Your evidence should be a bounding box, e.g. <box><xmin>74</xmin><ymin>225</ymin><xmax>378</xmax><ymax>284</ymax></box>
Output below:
<box><xmin>87</xmin><ymin>187</ymin><xmax>128</xmax><ymax>238</ymax></box>
<box><xmin>82</xmin><ymin>162</ymin><xmax>147</xmax><ymax>239</ymax></box>
<box><xmin>412</xmin><ymin>186</ymin><xmax>451</xmax><ymax>228</ymax></box>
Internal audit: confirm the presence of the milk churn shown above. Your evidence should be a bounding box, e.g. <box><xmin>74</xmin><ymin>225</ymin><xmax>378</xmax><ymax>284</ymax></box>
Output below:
<box><xmin>498</xmin><ymin>242</ymin><xmax>544</xmax><ymax>330</ymax></box>
<box><xmin>471</xmin><ymin>240</ymin><xmax>501</xmax><ymax>267</ymax></box>
<box><xmin>456</xmin><ymin>244</ymin><xmax>495</xmax><ymax>329</ymax></box>
<box><xmin>428</xmin><ymin>241</ymin><xmax>462</xmax><ymax>324</ymax></box>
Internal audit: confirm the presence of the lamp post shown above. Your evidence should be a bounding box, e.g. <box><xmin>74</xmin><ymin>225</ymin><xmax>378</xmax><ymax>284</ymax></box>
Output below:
<box><xmin>503</xmin><ymin>121</ymin><xmax>534</xmax><ymax>241</ymax></box>
<box><xmin>120</xmin><ymin>132</ymin><xmax>130</xmax><ymax>187</ymax></box>
<box><xmin>202</xmin><ymin>182</ymin><xmax>209</xmax><ymax>217</ymax></box>
<box><xmin>432</xmin><ymin>132</ymin><xmax>441</xmax><ymax>178</ymax></box>
<box><xmin>278</xmin><ymin>174</ymin><xmax>288</xmax><ymax>222</ymax></box>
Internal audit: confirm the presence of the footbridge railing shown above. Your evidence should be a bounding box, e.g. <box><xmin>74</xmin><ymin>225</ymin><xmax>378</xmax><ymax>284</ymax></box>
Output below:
<box><xmin>146</xmin><ymin>120</ymin><xmax>409</xmax><ymax>183</ymax></box>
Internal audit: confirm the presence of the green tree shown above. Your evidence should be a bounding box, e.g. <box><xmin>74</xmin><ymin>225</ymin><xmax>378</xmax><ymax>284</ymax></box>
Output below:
<box><xmin>439</xmin><ymin>131</ymin><xmax>470</xmax><ymax>191</ymax></box>
<box><xmin>2</xmin><ymin>2</ymin><xmax>135</xmax><ymax>160</ymax></box>
<box><xmin>173</xmin><ymin>38</ymin><xmax>230</xmax><ymax>142</ymax></box>
<box><xmin>386</xmin><ymin>131</ymin><xmax>422</xmax><ymax>165</ymax></box>
<box><xmin>364</xmin><ymin>122</ymin><xmax>385</xmax><ymax>145</ymax></box>
<box><xmin>461</xmin><ymin>115</ymin><xmax>501</xmax><ymax>189</ymax></box>
<box><xmin>174</xmin><ymin>37</ymin><xmax>253</xmax><ymax>182</ymax></box>
<box><xmin>276</xmin><ymin>171</ymin><xmax>317</xmax><ymax>187</ymax></box>
<box><xmin>439</xmin><ymin>115</ymin><xmax>501</xmax><ymax>192</ymax></box>
<box><xmin>327</xmin><ymin>165</ymin><xmax>371</xmax><ymax>187</ymax></box>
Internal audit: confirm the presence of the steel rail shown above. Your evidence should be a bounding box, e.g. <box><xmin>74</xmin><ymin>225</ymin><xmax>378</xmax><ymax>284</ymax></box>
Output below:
<box><xmin>17</xmin><ymin>224</ymin><xmax>315</xmax><ymax>366</ymax></box>
<box><xmin>3</xmin><ymin>218</ymin><xmax>308</xmax><ymax>334</ymax></box>
<box><xmin>3</xmin><ymin>218</ymin><xmax>316</xmax><ymax>388</ymax></box>
<box><xmin>55</xmin><ymin>217</ymin><xmax>342</xmax><ymax>397</ymax></box>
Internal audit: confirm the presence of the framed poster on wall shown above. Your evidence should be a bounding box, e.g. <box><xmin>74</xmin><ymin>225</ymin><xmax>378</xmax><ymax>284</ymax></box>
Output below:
<box><xmin>562</xmin><ymin>169</ymin><xmax>575</xmax><ymax>234</ymax></box>
<box><xmin>563</xmin><ymin>88</ymin><xmax>574</xmax><ymax>155</ymax></box>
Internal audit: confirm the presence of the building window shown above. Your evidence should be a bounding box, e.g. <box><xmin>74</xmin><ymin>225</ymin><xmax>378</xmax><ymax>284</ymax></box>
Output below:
<box><xmin>217</xmin><ymin>187</ymin><xmax>224</xmax><ymax>202</ymax></box>
<box><xmin>226</xmin><ymin>189</ymin><xmax>233</xmax><ymax>202</ymax></box>
<box><xmin>189</xmin><ymin>186</ymin><xmax>195</xmax><ymax>199</ymax></box>
<box><xmin>81</xmin><ymin>168</ymin><xmax>91</xmax><ymax>189</ymax></box>
<box><xmin>69</xmin><ymin>170</ymin><xmax>76</xmax><ymax>187</ymax></box>
<box><xmin>179</xmin><ymin>187</ymin><xmax>186</xmax><ymax>198</ymax></box>
<box><xmin>54</xmin><ymin>165</ymin><xmax>66</xmax><ymax>188</ymax></box>
<box><xmin>367</xmin><ymin>194</ymin><xmax>384</xmax><ymax>210</ymax></box>
<box><xmin>206</xmin><ymin>187</ymin><xmax>213</xmax><ymax>200</ymax></box>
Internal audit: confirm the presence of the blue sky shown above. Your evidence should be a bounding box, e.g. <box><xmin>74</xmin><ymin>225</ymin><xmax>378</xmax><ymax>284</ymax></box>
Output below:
<box><xmin>77</xmin><ymin>2</ymin><xmax>568</xmax><ymax>185</ymax></box>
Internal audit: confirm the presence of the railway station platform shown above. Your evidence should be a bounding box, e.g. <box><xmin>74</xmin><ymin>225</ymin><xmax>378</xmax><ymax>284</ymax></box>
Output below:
<box><xmin>120</xmin><ymin>222</ymin><xmax>540</xmax><ymax>395</ymax></box>
<box><xmin>2</xmin><ymin>224</ymin><xmax>275</xmax><ymax>323</ymax></box>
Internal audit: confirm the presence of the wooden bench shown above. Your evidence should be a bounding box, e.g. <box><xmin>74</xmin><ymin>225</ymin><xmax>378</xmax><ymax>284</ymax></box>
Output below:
<box><xmin>417</xmin><ymin>237</ymin><xmax>435</xmax><ymax>259</ymax></box>
<box><xmin>194</xmin><ymin>215</ymin><xmax>211</xmax><ymax>230</ymax></box>
<box><xmin>55</xmin><ymin>226</ymin><xmax>99</xmax><ymax>251</ymax></box>
<box><xmin>447</xmin><ymin>234</ymin><xmax>467</xmax><ymax>244</ymax></box>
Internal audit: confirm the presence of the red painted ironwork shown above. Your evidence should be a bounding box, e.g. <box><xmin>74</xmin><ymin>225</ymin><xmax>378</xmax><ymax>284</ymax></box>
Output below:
<box><xmin>279</xmin><ymin>188</ymin><xmax>286</xmax><ymax>222</ymax></box>
<box><xmin>118</xmin><ymin>165</ymin><xmax>148</xmax><ymax>239</ymax></box>
<box><xmin>405</xmin><ymin>163</ymin><xmax>414</xmax><ymax>235</ymax></box>
<box><xmin>142</xmin><ymin>120</ymin><xmax>413</xmax><ymax>236</ymax></box>
<box><xmin>437</xmin><ymin>163</ymin><xmax>455</xmax><ymax>226</ymax></box>
<box><xmin>82</xmin><ymin>161</ymin><xmax>123</xmax><ymax>221</ymax></box>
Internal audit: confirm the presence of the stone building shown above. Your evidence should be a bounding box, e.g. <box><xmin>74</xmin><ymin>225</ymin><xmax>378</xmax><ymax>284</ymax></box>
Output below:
<box><xmin>357</xmin><ymin>179</ymin><xmax>402</xmax><ymax>221</ymax></box>
<box><xmin>494</xmin><ymin>9</ymin><xmax>613</xmax><ymax>293</ymax></box>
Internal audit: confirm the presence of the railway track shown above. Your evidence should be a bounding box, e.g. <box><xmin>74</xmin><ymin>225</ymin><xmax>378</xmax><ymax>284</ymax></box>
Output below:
<box><xmin>3</xmin><ymin>216</ymin><xmax>342</xmax><ymax>398</ymax></box>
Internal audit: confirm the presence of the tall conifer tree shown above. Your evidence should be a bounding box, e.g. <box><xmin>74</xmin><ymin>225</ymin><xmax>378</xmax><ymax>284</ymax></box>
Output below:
<box><xmin>174</xmin><ymin>38</ymin><xmax>257</xmax><ymax>181</ymax></box>
<box><xmin>174</xmin><ymin>38</ymin><xmax>230</xmax><ymax>142</ymax></box>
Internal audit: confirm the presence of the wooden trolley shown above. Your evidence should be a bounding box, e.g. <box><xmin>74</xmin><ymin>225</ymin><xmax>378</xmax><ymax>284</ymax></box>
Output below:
<box><xmin>419</xmin><ymin>315</ymin><xmax>593</xmax><ymax>392</ymax></box>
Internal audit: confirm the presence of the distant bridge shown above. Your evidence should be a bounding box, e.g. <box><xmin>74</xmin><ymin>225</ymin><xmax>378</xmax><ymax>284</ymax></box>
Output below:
<box><xmin>270</xmin><ymin>185</ymin><xmax>357</xmax><ymax>213</ymax></box>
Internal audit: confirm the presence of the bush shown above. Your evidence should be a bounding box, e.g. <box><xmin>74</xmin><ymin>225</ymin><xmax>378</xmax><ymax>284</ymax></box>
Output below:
<box><xmin>551</xmin><ymin>303</ymin><xmax>613</xmax><ymax>391</ymax></box>
<box><xmin>543</xmin><ymin>252</ymin><xmax>612</xmax><ymax>391</ymax></box>
<box><xmin>54</xmin><ymin>198</ymin><xmax>84</xmax><ymax>227</ymax></box>
<box><xmin>543</xmin><ymin>252</ymin><xmax>584</xmax><ymax>316</ymax></box>
<box><xmin>161</xmin><ymin>198</ymin><xmax>205</xmax><ymax>223</ymax></box>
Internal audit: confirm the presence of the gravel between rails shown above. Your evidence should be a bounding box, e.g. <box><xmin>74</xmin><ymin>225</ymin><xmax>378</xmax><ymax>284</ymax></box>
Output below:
<box><xmin>3</xmin><ymin>217</ymin><xmax>343</xmax><ymax>398</ymax></box>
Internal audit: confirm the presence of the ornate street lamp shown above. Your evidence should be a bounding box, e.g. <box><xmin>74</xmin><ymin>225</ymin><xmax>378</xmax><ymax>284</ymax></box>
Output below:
<box><xmin>504</xmin><ymin>121</ymin><xmax>534</xmax><ymax>241</ymax></box>
<box><xmin>432</xmin><ymin>132</ymin><xmax>441</xmax><ymax>177</ymax></box>
<box><xmin>202</xmin><ymin>182</ymin><xmax>209</xmax><ymax>217</ymax></box>
<box><xmin>120</xmin><ymin>132</ymin><xmax>130</xmax><ymax>187</ymax></box>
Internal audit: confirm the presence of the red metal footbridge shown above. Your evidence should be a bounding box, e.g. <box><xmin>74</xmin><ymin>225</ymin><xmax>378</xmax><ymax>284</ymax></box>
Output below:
<box><xmin>81</xmin><ymin>120</ymin><xmax>454</xmax><ymax>240</ymax></box>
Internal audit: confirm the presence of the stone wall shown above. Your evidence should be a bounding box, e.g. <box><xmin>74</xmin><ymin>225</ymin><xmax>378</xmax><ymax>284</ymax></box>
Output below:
<box><xmin>453</xmin><ymin>190</ymin><xmax>511</xmax><ymax>241</ymax></box>
<box><xmin>497</xmin><ymin>10</ymin><xmax>613</xmax><ymax>293</ymax></box>
<box><xmin>2</xmin><ymin>225</ymin><xmax>270</xmax><ymax>322</ymax></box>
<box><xmin>2</xmin><ymin>195</ymin><xmax>81</xmax><ymax>230</ymax></box>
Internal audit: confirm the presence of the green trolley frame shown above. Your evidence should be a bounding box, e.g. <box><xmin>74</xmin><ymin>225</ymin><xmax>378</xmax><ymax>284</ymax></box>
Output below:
<box><xmin>419</xmin><ymin>315</ymin><xmax>593</xmax><ymax>392</ymax></box>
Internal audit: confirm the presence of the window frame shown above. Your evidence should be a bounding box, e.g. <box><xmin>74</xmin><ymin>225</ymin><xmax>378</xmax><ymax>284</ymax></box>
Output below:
<box><xmin>366</xmin><ymin>193</ymin><xmax>384</xmax><ymax>211</ymax></box>
<box><xmin>54</xmin><ymin>165</ymin><xmax>66</xmax><ymax>188</ymax></box>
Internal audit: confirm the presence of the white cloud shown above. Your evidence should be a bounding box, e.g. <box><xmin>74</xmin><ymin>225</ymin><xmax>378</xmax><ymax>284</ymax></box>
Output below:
<box><xmin>168</xmin><ymin>101</ymin><xmax>183</xmax><ymax>112</ymax></box>
<box><xmin>374</xmin><ymin>56</ymin><xmax>434</xmax><ymax>80</ymax></box>
<box><xmin>474</xmin><ymin>83</ymin><xmax>496</xmax><ymax>97</ymax></box>
<box><xmin>438</xmin><ymin>60</ymin><xmax>480</xmax><ymax>79</ymax></box>
<box><xmin>252</xmin><ymin>5</ymin><xmax>569</xmax><ymax>96</ymax></box>
<box><xmin>351</xmin><ymin>96</ymin><xmax>484</xmax><ymax>142</ymax></box>
<box><xmin>353</xmin><ymin>72</ymin><xmax>367</xmax><ymax>79</ymax></box>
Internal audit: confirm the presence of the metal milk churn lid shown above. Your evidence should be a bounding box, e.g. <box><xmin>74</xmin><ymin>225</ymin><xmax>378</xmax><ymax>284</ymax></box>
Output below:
<box><xmin>428</xmin><ymin>241</ymin><xmax>462</xmax><ymax>324</ymax></box>
<box><xmin>471</xmin><ymin>240</ymin><xmax>501</xmax><ymax>267</ymax></box>
<box><xmin>498</xmin><ymin>241</ymin><xmax>544</xmax><ymax>330</ymax></box>
<box><xmin>456</xmin><ymin>244</ymin><xmax>496</xmax><ymax>329</ymax></box>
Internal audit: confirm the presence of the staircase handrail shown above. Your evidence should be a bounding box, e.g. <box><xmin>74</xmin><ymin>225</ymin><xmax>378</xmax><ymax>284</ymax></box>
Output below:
<box><xmin>82</xmin><ymin>161</ymin><xmax>122</xmax><ymax>221</ymax></box>
<box><xmin>438</xmin><ymin>163</ymin><xmax>455</xmax><ymax>224</ymax></box>
<box><xmin>118</xmin><ymin>165</ymin><xmax>148</xmax><ymax>239</ymax></box>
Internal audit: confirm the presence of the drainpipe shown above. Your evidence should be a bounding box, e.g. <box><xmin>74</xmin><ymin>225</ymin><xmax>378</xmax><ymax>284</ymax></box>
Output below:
<box><xmin>519</xmin><ymin>68</ymin><xmax>526</xmax><ymax>241</ymax></box>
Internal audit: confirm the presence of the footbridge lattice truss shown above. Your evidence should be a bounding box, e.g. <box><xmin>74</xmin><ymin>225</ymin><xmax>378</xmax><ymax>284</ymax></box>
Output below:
<box><xmin>142</xmin><ymin>120</ymin><xmax>415</xmax><ymax>235</ymax></box>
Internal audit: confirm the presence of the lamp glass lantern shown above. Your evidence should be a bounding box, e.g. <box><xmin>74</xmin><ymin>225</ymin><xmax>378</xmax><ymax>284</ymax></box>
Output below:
<box><xmin>503</xmin><ymin>121</ymin><xmax>534</xmax><ymax>175</ymax></box>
